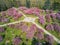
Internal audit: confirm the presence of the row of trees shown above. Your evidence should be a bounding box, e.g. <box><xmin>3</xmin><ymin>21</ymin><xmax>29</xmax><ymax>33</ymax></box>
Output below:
<box><xmin>0</xmin><ymin>0</ymin><xmax>60</xmax><ymax>11</ymax></box>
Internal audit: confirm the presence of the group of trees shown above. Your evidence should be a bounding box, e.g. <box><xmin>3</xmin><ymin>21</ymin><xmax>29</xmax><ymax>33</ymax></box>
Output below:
<box><xmin>52</xmin><ymin>1</ymin><xmax>60</xmax><ymax>10</ymax></box>
<box><xmin>41</xmin><ymin>0</ymin><xmax>60</xmax><ymax>10</ymax></box>
<box><xmin>0</xmin><ymin>0</ymin><xmax>21</xmax><ymax>11</ymax></box>
<box><xmin>0</xmin><ymin>0</ymin><xmax>60</xmax><ymax>11</ymax></box>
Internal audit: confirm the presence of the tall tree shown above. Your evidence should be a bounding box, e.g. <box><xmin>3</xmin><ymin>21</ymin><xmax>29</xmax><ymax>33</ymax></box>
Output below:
<box><xmin>36</xmin><ymin>0</ymin><xmax>42</xmax><ymax>8</ymax></box>
<box><xmin>52</xmin><ymin>1</ymin><xmax>60</xmax><ymax>10</ymax></box>
<box><xmin>43</xmin><ymin>0</ymin><xmax>51</xmax><ymax>10</ymax></box>
<box><xmin>26</xmin><ymin>0</ymin><xmax>30</xmax><ymax>8</ymax></box>
<box><xmin>0</xmin><ymin>0</ymin><xmax>7</xmax><ymax>11</ymax></box>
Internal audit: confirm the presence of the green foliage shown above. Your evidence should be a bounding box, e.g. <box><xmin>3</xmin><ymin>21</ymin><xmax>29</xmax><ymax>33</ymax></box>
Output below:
<box><xmin>0</xmin><ymin>0</ymin><xmax>60</xmax><ymax>11</ymax></box>
<box><xmin>0</xmin><ymin>0</ymin><xmax>21</xmax><ymax>11</ymax></box>
<box><xmin>0</xmin><ymin>0</ymin><xmax>7</xmax><ymax>11</ymax></box>
<box><xmin>43</xmin><ymin>0</ymin><xmax>51</xmax><ymax>10</ymax></box>
<box><xmin>52</xmin><ymin>1</ymin><xmax>60</xmax><ymax>10</ymax></box>
<box><xmin>12</xmin><ymin>0</ymin><xmax>21</xmax><ymax>7</ymax></box>
<box><xmin>36</xmin><ymin>0</ymin><xmax>43</xmax><ymax>8</ymax></box>
<box><xmin>26</xmin><ymin>0</ymin><xmax>30</xmax><ymax>8</ymax></box>
<box><xmin>58</xmin><ymin>43</ymin><xmax>60</xmax><ymax>45</ymax></box>
<box><xmin>31</xmin><ymin>38</ymin><xmax>39</xmax><ymax>45</ymax></box>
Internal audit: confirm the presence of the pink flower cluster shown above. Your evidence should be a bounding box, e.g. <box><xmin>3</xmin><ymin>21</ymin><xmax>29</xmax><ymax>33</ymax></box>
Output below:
<box><xmin>39</xmin><ymin>15</ymin><xmax>45</xmax><ymax>25</ymax></box>
<box><xmin>0</xmin><ymin>11</ymin><xmax>9</xmax><ymax>23</ymax></box>
<box><xmin>1</xmin><ymin>18</ymin><xmax>9</xmax><ymax>23</ymax></box>
<box><xmin>56</xmin><ymin>13</ymin><xmax>60</xmax><ymax>20</ymax></box>
<box><xmin>45</xmin><ymin>34</ymin><xmax>54</xmax><ymax>44</ymax></box>
<box><xmin>8</xmin><ymin>23</ymin><xmax>37</xmax><ymax>39</ymax></box>
<box><xmin>24</xmin><ymin>7</ymin><xmax>40</xmax><ymax>16</ymax></box>
<box><xmin>0</xmin><ymin>36</ymin><xmax>3</xmax><ymax>42</ymax></box>
<box><xmin>1</xmin><ymin>11</ymin><xmax>6</xmax><ymax>16</ymax></box>
<box><xmin>50</xmin><ymin>13</ymin><xmax>56</xmax><ymax>20</ymax></box>
<box><xmin>23</xmin><ymin>9</ymin><xmax>33</xmax><ymax>15</ymax></box>
<box><xmin>45</xmin><ymin>23</ymin><xmax>60</xmax><ymax>33</ymax></box>
<box><xmin>18</xmin><ymin>7</ymin><xmax>41</xmax><ymax>16</ymax></box>
<box><xmin>7</xmin><ymin>7</ymin><xmax>22</xmax><ymax>20</ymax></box>
<box><xmin>35</xmin><ymin>28</ymin><xmax>44</xmax><ymax>40</ymax></box>
<box><xmin>46</xmin><ymin>24</ymin><xmax>54</xmax><ymax>31</ymax></box>
<box><xmin>18</xmin><ymin>6</ymin><xmax>28</xmax><ymax>11</ymax></box>
<box><xmin>45</xmin><ymin>14</ymin><xmax>51</xmax><ymax>22</ymax></box>
<box><xmin>20</xmin><ymin>23</ymin><xmax>29</xmax><ymax>32</ymax></box>
<box><xmin>26</xmin><ymin>24</ymin><xmax>37</xmax><ymax>39</ymax></box>
<box><xmin>13</xmin><ymin>37</ymin><xmax>21</xmax><ymax>45</ymax></box>
<box><xmin>53</xmin><ymin>23</ymin><xmax>60</xmax><ymax>33</ymax></box>
<box><xmin>0</xmin><ymin>27</ymin><xmax>5</xmax><ymax>32</ymax></box>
